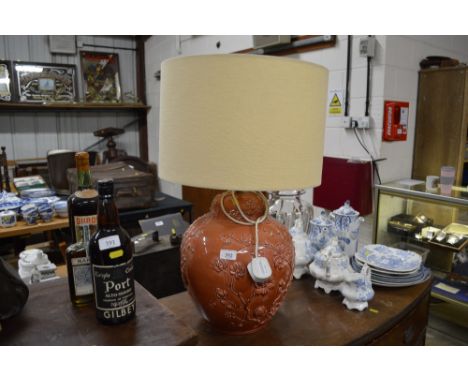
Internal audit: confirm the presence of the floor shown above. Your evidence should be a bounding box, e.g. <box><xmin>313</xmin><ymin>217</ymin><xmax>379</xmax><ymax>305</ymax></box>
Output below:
<box><xmin>359</xmin><ymin>213</ymin><xmax>468</xmax><ymax>346</ymax></box>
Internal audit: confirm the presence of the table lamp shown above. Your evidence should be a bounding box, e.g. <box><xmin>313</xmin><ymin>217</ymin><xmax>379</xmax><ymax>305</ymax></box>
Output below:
<box><xmin>159</xmin><ymin>54</ymin><xmax>328</xmax><ymax>334</ymax></box>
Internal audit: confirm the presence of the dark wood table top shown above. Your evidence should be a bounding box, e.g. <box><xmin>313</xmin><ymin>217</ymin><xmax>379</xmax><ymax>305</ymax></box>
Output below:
<box><xmin>0</xmin><ymin>278</ymin><xmax>197</xmax><ymax>346</ymax></box>
<box><xmin>160</xmin><ymin>276</ymin><xmax>433</xmax><ymax>345</ymax></box>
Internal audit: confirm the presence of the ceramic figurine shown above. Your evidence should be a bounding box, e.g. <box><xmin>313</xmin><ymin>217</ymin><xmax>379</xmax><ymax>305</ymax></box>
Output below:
<box><xmin>309</xmin><ymin>238</ymin><xmax>351</xmax><ymax>293</ymax></box>
<box><xmin>290</xmin><ymin>219</ymin><xmax>314</xmax><ymax>279</ymax></box>
<box><xmin>340</xmin><ymin>264</ymin><xmax>374</xmax><ymax>311</ymax></box>
<box><xmin>308</xmin><ymin>210</ymin><xmax>335</xmax><ymax>256</ymax></box>
<box><xmin>330</xmin><ymin>200</ymin><xmax>364</xmax><ymax>258</ymax></box>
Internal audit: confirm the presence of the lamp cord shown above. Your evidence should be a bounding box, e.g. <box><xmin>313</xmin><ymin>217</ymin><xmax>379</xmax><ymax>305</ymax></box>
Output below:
<box><xmin>220</xmin><ymin>191</ymin><xmax>269</xmax><ymax>259</ymax></box>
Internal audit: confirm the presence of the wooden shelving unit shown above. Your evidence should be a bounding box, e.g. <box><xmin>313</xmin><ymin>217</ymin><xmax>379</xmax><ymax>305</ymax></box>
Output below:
<box><xmin>413</xmin><ymin>66</ymin><xmax>468</xmax><ymax>186</ymax></box>
<box><xmin>0</xmin><ymin>102</ymin><xmax>150</xmax><ymax>112</ymax></box>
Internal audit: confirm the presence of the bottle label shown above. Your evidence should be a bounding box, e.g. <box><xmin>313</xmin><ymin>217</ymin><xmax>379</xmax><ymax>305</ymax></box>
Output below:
<box><xmin>92</xmin><ymin>259</ymin><xmax>136</xmax><ymax>320</ymax></box>
<box><xmin>98</xmin><ymin>235</ymin><xmax>121</xmax><ymax>251</ymax></box>
<box><xmin>71</xmin><ymin>257</ymin><xmax>93</xmax><ymax>296</ymax></box>
<box><xmin>74</xmin><ymin>215</ymin><xmax>97</xmax><ymax>245</ymax></box>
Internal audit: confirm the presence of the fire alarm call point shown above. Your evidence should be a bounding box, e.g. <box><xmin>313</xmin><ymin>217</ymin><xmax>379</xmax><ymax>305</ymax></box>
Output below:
<box><xmin>383</xmin><ymin>100</ymin><xmax>409</xmax><ymax>141</ymax></box>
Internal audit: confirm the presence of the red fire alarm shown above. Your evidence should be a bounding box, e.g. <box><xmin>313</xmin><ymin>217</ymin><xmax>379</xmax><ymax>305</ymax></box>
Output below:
<box><xmin>382</xmin><ymin>100</ymin><xmax>409</xmax><ymax>141</ymax></box>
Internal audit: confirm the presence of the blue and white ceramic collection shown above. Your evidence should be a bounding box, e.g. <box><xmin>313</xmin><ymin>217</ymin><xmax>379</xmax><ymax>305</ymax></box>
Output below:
<box><xmin>355</xmin><ymin>244</ymin><xmax>422</xmax><ymax>273</ymax></box>
<box><xmin>330</xmin><ymin>200</ymin><xmax>364</xmax><ymax>258</ymax></box>
<box><xmin>308</xmin><ymin>210</ymin><xmax>335</xmax><ymax>255</ymax></box>
<box><xmin>0</xmin><ymin>210</ymin><xmax>17</xmax><ymax>228</ymax></box>
<box><xmin>350</xmin><ymin>255</ymin><xmax>431</xmax><ymax>287</ymax></box>
<box><xmin>20</xmin><ymin>188</ymin><xmax>56</xmax><ymax>198</ymax></box>
<box><xmin>21</xmin><ymin>204</ymin><xmax>39</xmax><ymax>225</ymax></box>
<box><xmin>309</xmin><ymin>238</ymin><xmax>353</xmax><ymax>292</ymax></box>
<box><xmin>341</xmin><ymin>264</ymin><xmax>375</xmax><ymax>311</ymax></box>
<box><xmin>0</xmin><ymin>192</ymin><xmax>23</xmax><ymax>213</ymax></box>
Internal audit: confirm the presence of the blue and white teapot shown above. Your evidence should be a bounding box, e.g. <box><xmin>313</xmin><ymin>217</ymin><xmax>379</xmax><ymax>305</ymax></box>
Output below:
<box><xmin>330</xmin><ymin>200</ymin><xmax>364</xmax><ymax>258</ymax></box>
<box><xmin>308</xmin><ymin>210</ymin><xmax>335</xmax><ymax>256</ymax></box>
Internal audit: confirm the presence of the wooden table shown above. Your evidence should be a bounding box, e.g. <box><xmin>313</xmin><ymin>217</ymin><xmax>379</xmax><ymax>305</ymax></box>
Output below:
<box><xmin>0</xmin><ymin>278</ymin><xmax>197</xmax><ymax>346</ymax></box>
<box><xmin>0</xmin><ymin>217</ymin><xmax>69</xmax><ymax>239</ymax></box>
<box><xmin>160</xmin><ymin>276</ymin><xmax>433</xmax><ymax>345</ymax></box>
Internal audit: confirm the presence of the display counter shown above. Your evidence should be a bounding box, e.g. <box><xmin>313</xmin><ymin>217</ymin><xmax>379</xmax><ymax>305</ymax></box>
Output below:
<box><xmin>373</xmin><ymin>180</ymin><xmax>468</xmax><ymax>327</ymax></box>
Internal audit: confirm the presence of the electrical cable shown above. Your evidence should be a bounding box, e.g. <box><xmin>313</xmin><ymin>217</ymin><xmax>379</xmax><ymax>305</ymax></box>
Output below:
<box><xmin>356</xmin><ymin>35</ymin><xmax>382</xmax><ymax>185</ymax></box>
<box><xmin>365</xmin><ymin>55</ymin><xmax>371</xmax><ymax>116</ymax></box>
<box><xmin>353</xmin><ymin>127</ymin><xmax>382</xmax><ymax>184</ymax></box>
<box><xmin>345</xmin><ymin>35</ymin><xmax>352</xmax><ymax>116</ymax></box>
<box><xmin>220</xmin><ymin>191</ymin><xmax>269</xmax><ymax>260</ymax></box>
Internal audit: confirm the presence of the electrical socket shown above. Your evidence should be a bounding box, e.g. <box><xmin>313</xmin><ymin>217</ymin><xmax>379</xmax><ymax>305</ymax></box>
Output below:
<box><xmin>359</xmin><ymin>36</ymin><xmax>376</xmax><ymax>58</ymax></box>
<box><xmin>351</xmin><ymin>116</ymin><xmax>370</xmax><ymax>129</ymax></box>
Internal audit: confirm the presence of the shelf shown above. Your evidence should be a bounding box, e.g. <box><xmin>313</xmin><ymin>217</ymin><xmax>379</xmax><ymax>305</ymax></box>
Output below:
<box><xmin>0</xmin><ymin>102</ymin><xmax>150</xmax><ymax>112</ymax></box>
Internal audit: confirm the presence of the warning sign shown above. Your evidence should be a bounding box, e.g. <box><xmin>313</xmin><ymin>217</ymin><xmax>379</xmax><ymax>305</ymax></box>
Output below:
<box><xmin>328</xmin><ymin>90</ymin><xmax>344</xmax><ymax>115</ymax></box>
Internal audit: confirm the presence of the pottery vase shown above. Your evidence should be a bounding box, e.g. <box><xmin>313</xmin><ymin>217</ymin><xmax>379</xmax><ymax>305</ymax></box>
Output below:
<box><xmin>181</xmin><ymin>192</ymin><xmax>295</xmax><ymax>335</ymax></box>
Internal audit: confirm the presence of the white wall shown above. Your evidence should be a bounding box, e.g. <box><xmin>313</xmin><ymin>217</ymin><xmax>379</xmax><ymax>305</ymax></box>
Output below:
<box><xmin>0</xmin><ymin>35</ymin><xmax>141</xmax><ymax>161</ymax></box>
<box><xmin>379</xmin><ymin>35</ymin><xmax>468</xmax><ymax>182</ymax></box>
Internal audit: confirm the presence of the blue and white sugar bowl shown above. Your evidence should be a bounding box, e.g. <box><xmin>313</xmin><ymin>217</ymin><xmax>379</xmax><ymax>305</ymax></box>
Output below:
<box><xmin>38</xmin><ymin>202</ymin><xmax>54</xmax><ymax>222</ymax></box>
<box><xmin>0</xmin><ymin>210</ymin><xmax>17</xmax><ymax>228</ymax></box>
<box><xmin>308</xmin><ymin>210</ymin><xmax>335</xmax><ymax>255</ymax></box>
<box><xmin>21</xmin><ymin>204</ymin><xmax>39</xmax><ymax>225</ymax></box>
<box><xmin>330</xmin><ymin>200</ymin><xmax>364</xmax><ymax>258</ymax></box>
<box><xmin>308</xmin><ymin>237</ymin><xmax>351</xmax><ymax>294</ymax></box>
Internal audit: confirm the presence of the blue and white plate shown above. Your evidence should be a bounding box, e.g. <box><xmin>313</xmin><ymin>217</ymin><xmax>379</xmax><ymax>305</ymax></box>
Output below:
<box><xmin>354</xmin><ymin>256</ymin><xmax>420</xmax><ymax>275</ymax></box>
<box><xmin>350</xmin><ymin>256</ymin><xmax>431</xmax><ymax>287</ymax></box>
<box><xmin>355</xmin><ymin>244</ymin><xmax>422</xmax><ymax>273</ymax></box>
<box><xmin>371</xmin><ymin>267</ymin><xmax>432</xmax><ymax>287</ymax></box>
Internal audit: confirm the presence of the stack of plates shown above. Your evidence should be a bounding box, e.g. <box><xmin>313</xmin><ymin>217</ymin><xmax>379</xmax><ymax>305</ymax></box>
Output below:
<box><xmin>351</xmin><ymin>244</ymin><xmax>431</xmax><ymax>287</ymax></box>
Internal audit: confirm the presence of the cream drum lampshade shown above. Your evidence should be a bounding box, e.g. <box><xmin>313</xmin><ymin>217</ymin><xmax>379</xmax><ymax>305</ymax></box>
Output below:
<box><xmin>159</xmin><ymin>54</ymin><xmax>328</xmax><ymax>191</ymax></box>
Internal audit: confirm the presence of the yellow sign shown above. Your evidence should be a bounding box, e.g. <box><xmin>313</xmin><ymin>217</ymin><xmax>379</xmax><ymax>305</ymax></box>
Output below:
<box><xmin>328</xmin><ymin>90</ymin><xmax>343</xmax><ymax>115</ymax></box>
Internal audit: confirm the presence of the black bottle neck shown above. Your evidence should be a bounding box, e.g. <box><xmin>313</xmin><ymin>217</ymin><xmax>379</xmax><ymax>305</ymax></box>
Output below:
<box><xmin>97</xmin><ymin>196</ymin><xmax>120</xmax><ymax>229</ymax></box>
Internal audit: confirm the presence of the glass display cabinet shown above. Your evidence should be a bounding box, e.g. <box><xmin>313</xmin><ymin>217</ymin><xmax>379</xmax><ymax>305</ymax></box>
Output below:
<box><xmin>373</xmin><ymin>181</ymin><xmax>468</xmax><ymax>327</ymax></box>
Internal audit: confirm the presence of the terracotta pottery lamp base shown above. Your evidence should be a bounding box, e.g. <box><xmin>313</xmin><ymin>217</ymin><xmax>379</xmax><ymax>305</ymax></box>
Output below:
<box><xmin>180</xmin><ymin>191</ymin><xmax>295</xmax><ymax>335</ymax></box>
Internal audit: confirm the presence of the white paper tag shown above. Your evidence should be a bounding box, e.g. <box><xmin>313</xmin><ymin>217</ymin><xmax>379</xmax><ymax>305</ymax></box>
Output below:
<box><xmin>434</xmin><ymin>282</ymin><xmax>460</xmax><ymax>294</ymax></box>
<box><xmin>98</xmin><ymin>235</ymin><xmax>121</xmax><ymax>251</ymax></box>
<box><xmin>220</xmin><ymin>249</ymin><xmax>237</xmax><ymax>261</ymax></box>
<box><xmin>247</xmin><ymin>257</ymin><xmax>272</xmax><ymax>283</ymax></box>
<box><xmin>154</xmin><ymin>221</ymin><xmax>164</xmax><ymax>227</ymax></box>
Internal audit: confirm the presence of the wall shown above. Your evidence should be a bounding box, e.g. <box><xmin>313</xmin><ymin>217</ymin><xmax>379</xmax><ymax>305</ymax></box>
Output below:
<box><xmin>0</xmin><ymin>35</ymin><xmax>140</xmax><ymax>162</ymax></box>
<box><xmin>379</xmin><ymin>35</ymin><xmax>468</xmax><ymax>182</ymax></box>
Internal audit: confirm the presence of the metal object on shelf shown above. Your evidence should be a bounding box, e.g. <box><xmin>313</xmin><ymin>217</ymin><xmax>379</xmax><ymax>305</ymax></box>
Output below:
<box><xmin>435</xmin><ymin>230</ymin><xmax>447</xmax><ymax>242</ymax></box>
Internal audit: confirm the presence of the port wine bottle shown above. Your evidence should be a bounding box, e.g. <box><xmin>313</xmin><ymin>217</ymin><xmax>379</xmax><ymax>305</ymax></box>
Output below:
<box><xmin>88</xmin><ymin>179</ymin><xmax>136</xmax><ymax>324</ymax></box>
